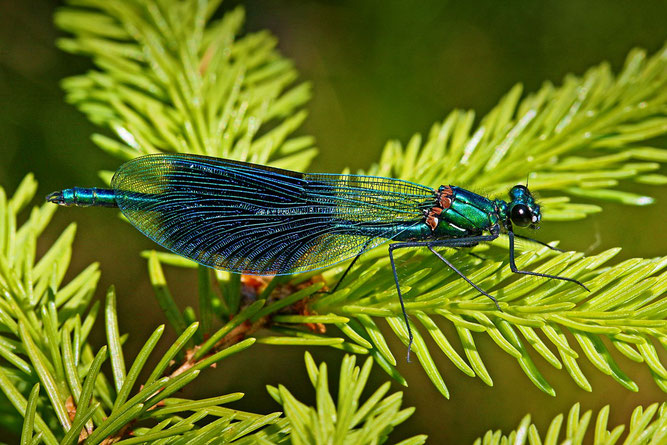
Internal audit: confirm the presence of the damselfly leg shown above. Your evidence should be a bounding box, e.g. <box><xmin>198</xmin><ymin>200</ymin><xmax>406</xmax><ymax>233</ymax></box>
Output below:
<box><xmin>389</xmin><ymin>234</ymin><xmax>500</xmax><ymax>360</ymax></box>
<box><xmin>388</xmin><ymin>231</ymin><xmax>588</xmax><ymax>360</ymax></box>
<box><xmin>508</xmin><ymin>231</ymin><xmax>589</xmax><ymax>291</ymax></box>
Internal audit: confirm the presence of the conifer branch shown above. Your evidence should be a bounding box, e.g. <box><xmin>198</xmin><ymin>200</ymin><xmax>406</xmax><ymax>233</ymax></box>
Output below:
<box><xmin>57</xmin><ymin>0</ymin><xmax>315</xmax><ymax>170</ymax></box>
<box><xmin>0</xmin><ymin>177</ymin><xmax>283</xmax><ymax>442</ymax></box>
<box><xmin>54</xmin><ymin>0</ymin><xmax>667</xmax><ymax>398</ymax></box>
<box><xmin>264</xmin><ymin>352</ymin><xmax>426</xmax><ymax>445</ymax></box>
<box><xmin>474</xmin><ymin>402</ymin><xmax>667</xmax><ymax>445</ymax></box>
<box><xmin>363</xmin><ymin>45</ymin><xmax>667</xmax><ymax>219</ymax></box>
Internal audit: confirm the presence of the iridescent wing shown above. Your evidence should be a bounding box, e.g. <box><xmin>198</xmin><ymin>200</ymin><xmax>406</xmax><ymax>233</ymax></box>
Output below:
<box><xmin>111</xmin><ymin>154</ymin><xmax>435</xmax><ymax>275</ymax></box>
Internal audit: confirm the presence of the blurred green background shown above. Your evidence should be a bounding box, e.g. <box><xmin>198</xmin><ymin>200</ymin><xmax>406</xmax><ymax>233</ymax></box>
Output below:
<box><xmin>1</xmin><ymin>0</ymin><xmax>666</xmax><ymax>443</ymax></box>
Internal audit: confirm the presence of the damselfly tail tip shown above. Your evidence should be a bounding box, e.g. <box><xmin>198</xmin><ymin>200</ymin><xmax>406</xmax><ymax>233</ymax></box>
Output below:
<box><xmin>45</xmin><ymin>191</ymin><xmax>65</xmax><ymax>205</ymax></box>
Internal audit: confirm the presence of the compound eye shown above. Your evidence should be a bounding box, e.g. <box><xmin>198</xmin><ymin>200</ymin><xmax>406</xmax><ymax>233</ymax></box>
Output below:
<box><xmin>511</xmin><ymin>204</ymin><xmax>532</xmax><ymax>227</ymax></box>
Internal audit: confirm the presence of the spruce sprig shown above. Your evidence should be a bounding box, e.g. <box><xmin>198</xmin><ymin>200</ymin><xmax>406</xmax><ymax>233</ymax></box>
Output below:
<box><xmin>53</xmin><ymin>0</ymin><xmax>667</xmax><ymax>398</ymax></box>
<box><xmin>363</xmin><ymin>45</ymin><xmax>667</xmax><ymax>217</ymax></box>
<box><xmin>0</xmin><ymin>176</ymin><xmax>281</xmax><ymax>443</ymax></box>
<box><xmin>263</xmin><ymin>352</ymin><xmax>426</xmax><ymax>445</ymax></box>
<box><xmin>474</xmin><ymin>402</ymin><xmax>667</xmax><ymax>445</ymax></box>
<box><xmin>30</xmin><ymin>0</ymin><xmax>667</xmax><ymax>442</ymax></box>
<box><xmin>57</xmin><ymin>0</ymin><xmax>315</xmax><ymax>170</ymax></box>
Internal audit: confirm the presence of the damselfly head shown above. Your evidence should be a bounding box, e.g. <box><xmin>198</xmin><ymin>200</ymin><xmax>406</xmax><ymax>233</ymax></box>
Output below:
<box><xmin>508</xmin><ymin>185</ymin><xmax>541</xmax><ymax>229</ymax></box>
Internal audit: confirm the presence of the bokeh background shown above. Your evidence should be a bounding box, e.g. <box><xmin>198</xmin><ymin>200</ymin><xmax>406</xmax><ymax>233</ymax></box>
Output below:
<box><xmin>1</xmin><ymin>0</ymin><xmax>666</xmax><ymax>443</ymax></box>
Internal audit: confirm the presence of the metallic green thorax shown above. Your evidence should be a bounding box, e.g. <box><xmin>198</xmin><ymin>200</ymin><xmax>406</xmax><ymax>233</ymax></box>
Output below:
<box><xmin>393</xmin><ymin>184</ymin><xmax>541</xmax><ymax>242</ymax></box>
<box><xmin>435</xmin><ymin>186</ymin><xmax>500</xmax><ymax>236</ymax></box>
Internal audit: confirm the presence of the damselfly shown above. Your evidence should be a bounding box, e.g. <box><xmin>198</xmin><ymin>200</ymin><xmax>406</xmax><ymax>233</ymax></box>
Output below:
<box><xmin>47</xmin><ymin>154</ymin><xmax>588</xmax><ymax>357</ymax></box>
